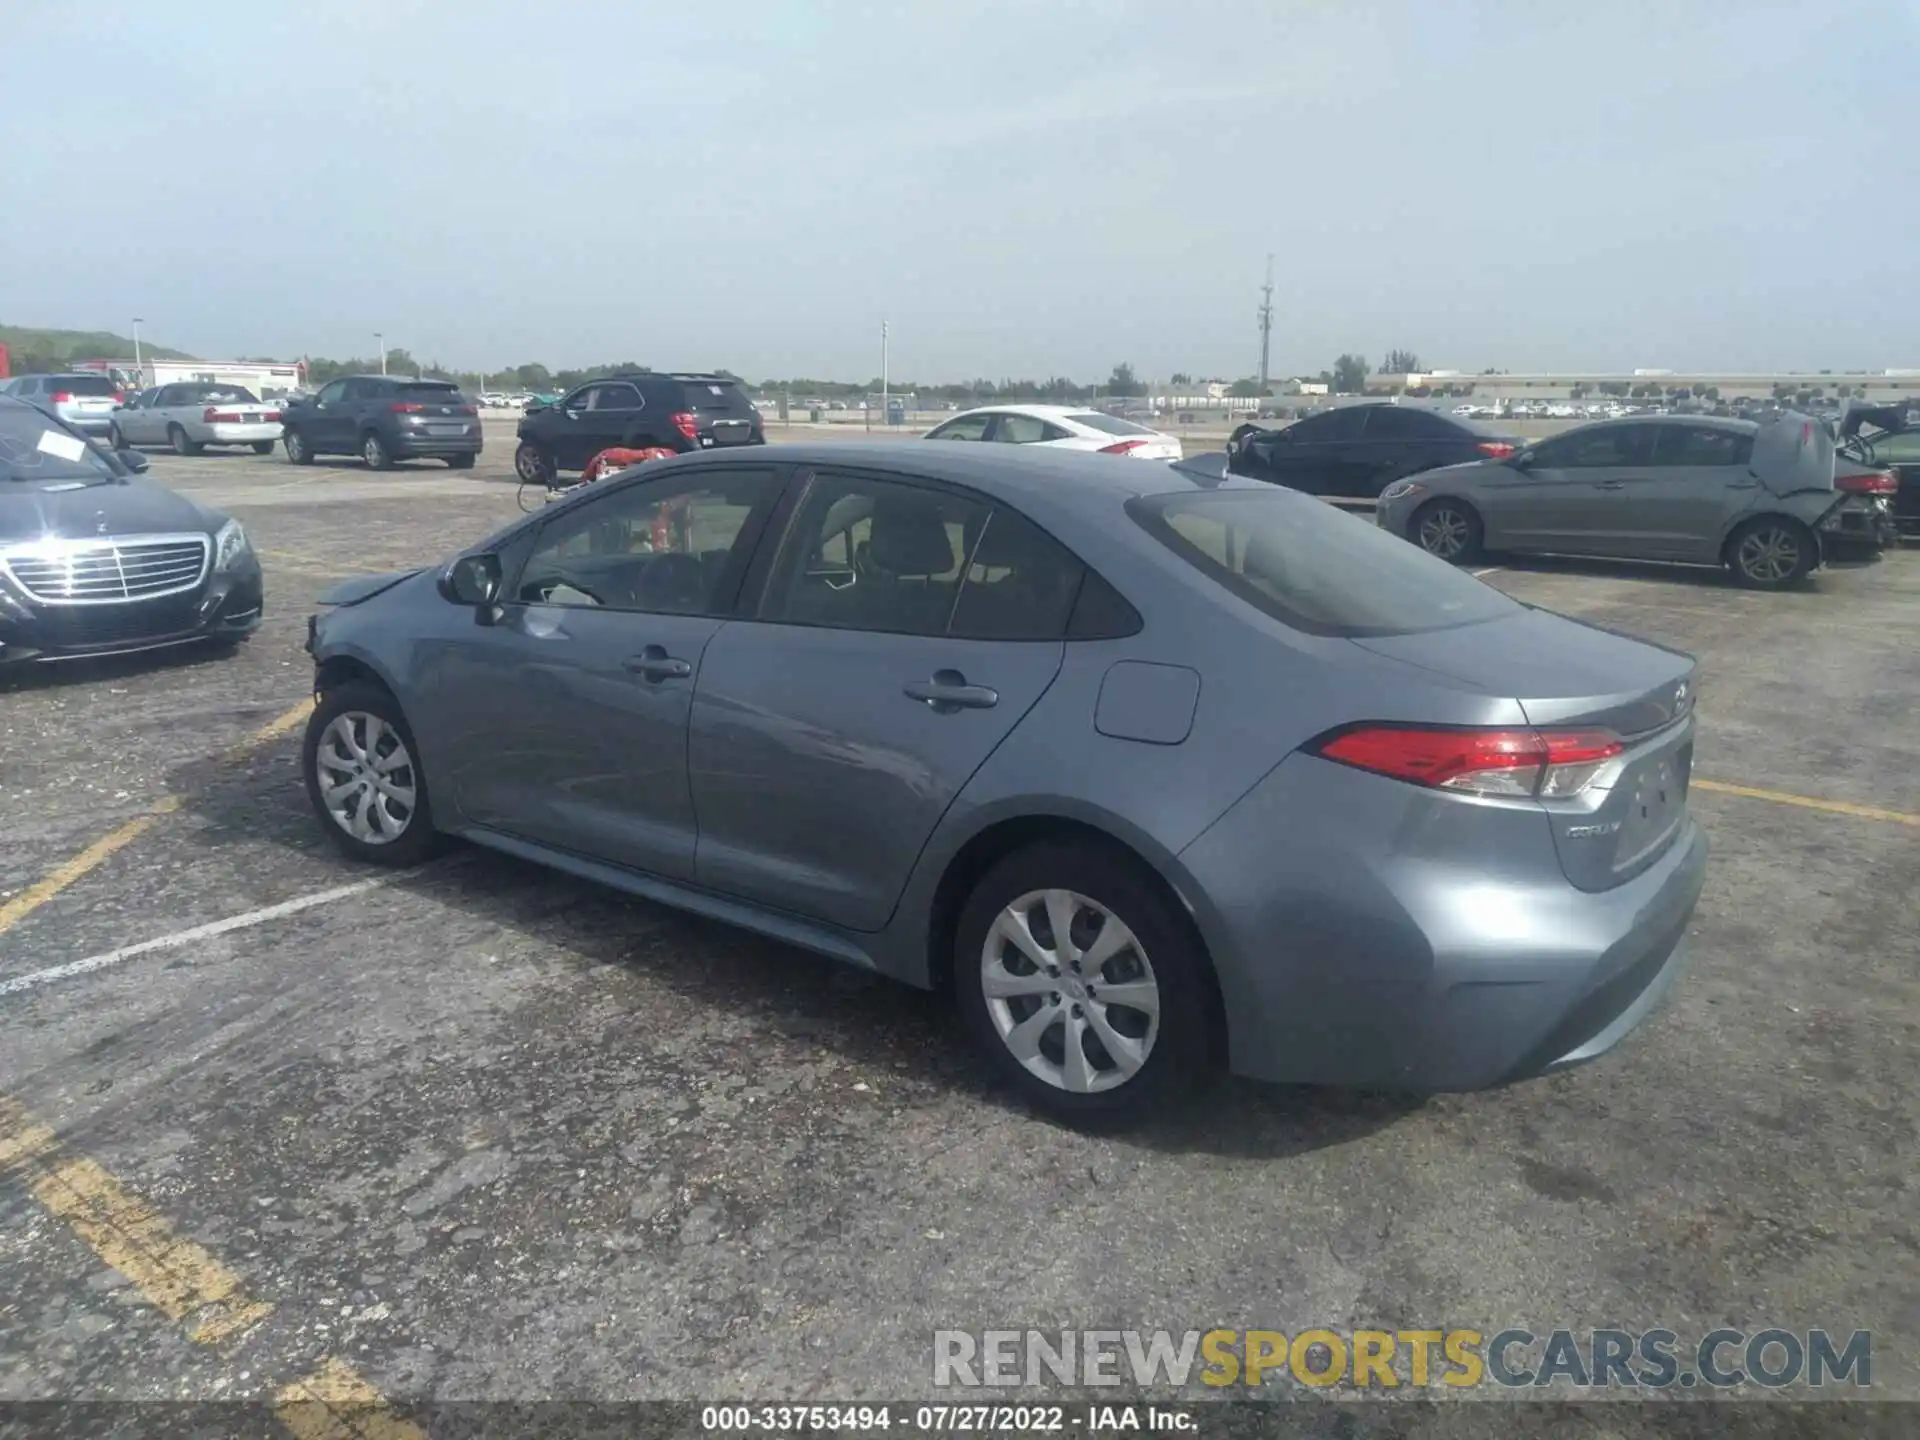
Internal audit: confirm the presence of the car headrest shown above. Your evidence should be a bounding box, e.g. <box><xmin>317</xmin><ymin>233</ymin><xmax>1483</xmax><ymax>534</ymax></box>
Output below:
<box><xmin>866</xmin><ymin>497</ymin><xmax>957</xmax><ymax>576</ymax></box>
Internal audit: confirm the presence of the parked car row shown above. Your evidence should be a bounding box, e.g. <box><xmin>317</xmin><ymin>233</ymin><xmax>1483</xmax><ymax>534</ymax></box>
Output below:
<box><xmin>1224</xmin><ymin>403</ymin><xmax>1904</xmax><ymax>589</ymax></box>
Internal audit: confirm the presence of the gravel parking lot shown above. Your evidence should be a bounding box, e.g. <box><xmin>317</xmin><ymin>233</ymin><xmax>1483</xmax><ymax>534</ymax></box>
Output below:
<box><xmin>2</xmin><ymin>434</ymin><xmax>1915</xmax><ymax>1415</ymax></box>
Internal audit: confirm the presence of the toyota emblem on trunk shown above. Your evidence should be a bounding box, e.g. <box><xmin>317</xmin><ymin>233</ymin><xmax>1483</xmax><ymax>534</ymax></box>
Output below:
<box><xmin>1674</xmin><ymin>681</ymin><xmax>1690</xmax><ymax>713</ymax></box>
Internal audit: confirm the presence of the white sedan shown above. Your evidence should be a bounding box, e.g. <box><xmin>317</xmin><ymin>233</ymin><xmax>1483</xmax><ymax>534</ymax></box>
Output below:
<box><xmin>922</xmin><ymin>404</ymin><xmax>1183</xmax><ymax>460</ymax></box>
<box><xmin>110</xmin><ymin>381</ymin><xmax>283</xmax><ymax>455</ymax></box>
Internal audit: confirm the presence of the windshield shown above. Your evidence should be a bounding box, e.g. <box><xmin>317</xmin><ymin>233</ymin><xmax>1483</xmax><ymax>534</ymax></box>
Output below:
<box><xmin>0</xmin><ymin>406</ymin><xmax>122</xmax><ymax>484</ymax></box>
<box><xmin>397</xmin><ymin>382</ymin><xmax>464</xmax><ymax>402</ymax></box>
<box><xmin>57</xmin><ymin>375</ymin><xmax>121</xmax><ymax>397</ymax></box>
<box><xmin>1066</xmin><ymin>412</ymin><xmax>1156</xmax><ymax>436</ymax></box>
<box><xmin>1130</xmin><ymin>488</ymin><xmax>1519</xmax><ymax>637</ymax></box>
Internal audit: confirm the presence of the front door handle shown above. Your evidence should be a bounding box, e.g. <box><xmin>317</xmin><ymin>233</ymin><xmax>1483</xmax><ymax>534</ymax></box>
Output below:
<box><xmin>624</xmin><ymin>644</ymin><xmax>692</xmax><ymax>681</ymax></box>
<box><xmin>1593</xmin><ymin>478</ymin><xmax>1629</xmax><ymax>490</ymax></box>
<box><xmin>1728</xmin><ymin>479</ymin><xmax>1759</xmax><ymax>490</ymax></box>
<box><xmin>903</xmin><ymin>669</ymin><xmax>999</xmax><ymax>713</ymax></box>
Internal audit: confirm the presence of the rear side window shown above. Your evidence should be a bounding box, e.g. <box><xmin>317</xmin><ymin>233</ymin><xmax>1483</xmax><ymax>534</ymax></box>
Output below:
<box><xmin>1065</xmin><ymin>412</ymin><xmax>1156</xmax><ymax>437</ymax></box>
<box><xmin>1362</xmin><ymin>407</ymin><xmax>1447</xmax><ymax>440</ymax></box>
<box><xmin>1654</xmin><ymin>426</ymin><xmax>1752</xmax><ymax>466</ymax></box>
<box><xmin>1129</xmin><ymin>489</ymin><xmax>1519</xmax><ymax>638</ymax></box>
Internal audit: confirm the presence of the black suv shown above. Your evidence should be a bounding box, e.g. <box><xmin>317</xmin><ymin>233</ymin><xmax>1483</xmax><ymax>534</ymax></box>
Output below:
<box><xmin>279</xmin><ymin>375</ymin><xmax>481</xmax><ymax>470</ymax></box>
<box><xmin>513</xmin><ymin>372</ymin><xmax>764</xmax><ymax>484</ymax></box>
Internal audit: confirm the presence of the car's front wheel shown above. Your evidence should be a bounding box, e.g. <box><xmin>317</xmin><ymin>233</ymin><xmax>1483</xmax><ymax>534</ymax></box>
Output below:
<box><xmin>108</xmin><ymin>424</ymin><xmax>128</xmax><ymax>450</ymax></box>
<box><xmin>1410</xmin><ymin>497</ymin><xmax>1484</xmax><ymax>564</ymax></box>
<box><xmin>1726</xmin><ymin>516</ymin><xmax>1815</xmax><ymax>589</ymax></box>
<box><xmin>514</xmin><ymin>441</ymin><xmax>555</xmax><ymax>486</ymax></box>
<box><xmin>302</xmin><ymin>681</ymin><xmax>443</xmax><ymax>867</ymax></box>
<box><xmin>954</xmin><ymin>840</ymin><xmax>1215</xmax><ymax>1126</ymax></box>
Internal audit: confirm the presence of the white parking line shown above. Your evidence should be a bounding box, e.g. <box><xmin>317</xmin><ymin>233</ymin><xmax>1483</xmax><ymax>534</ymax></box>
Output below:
<box><xmin>0</xmin><ymin>877</ymin><xmax>388</xmax><ymax>1000</ymax></box>
<box><xmin>1472</xmin><ymin>566</ymin><xmax>1503</xmax><ymax>578</ymax></box>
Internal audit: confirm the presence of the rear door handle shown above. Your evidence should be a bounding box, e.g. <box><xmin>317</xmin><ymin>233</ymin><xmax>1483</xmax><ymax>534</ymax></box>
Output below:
<box><xmin>1728</xmin><ymin>479</ymin><xmax>1759</xmax><ymax>490</ymax></box>
<box><xmin>623</xmin><ymin>644</ymin><xmax>692</xmax><ymax>681</ymax></box>
<box><xmin>903</xmin><ymin>669</ymin><xmax>999</xmax><ymax>712</ymax></box>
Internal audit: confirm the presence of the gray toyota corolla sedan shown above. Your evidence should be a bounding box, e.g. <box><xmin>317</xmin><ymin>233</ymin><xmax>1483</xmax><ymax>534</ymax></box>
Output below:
<box><xmin>303</xmin><ymin>443</ymin><xmax>1708</xmax><ymax>1124</ymax></box>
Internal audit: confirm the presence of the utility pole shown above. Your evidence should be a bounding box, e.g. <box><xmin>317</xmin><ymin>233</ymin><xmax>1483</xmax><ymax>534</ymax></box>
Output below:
<box><xmin>1257</xmin><ymin>254</ymin><xmax>1274</xmax><ymax>394</ymax></box>
<box><xmin>881</xmin><ymin>318</ymin><xmax>890</xmax><ymax>429</ymax></box>
<box><xmin>132</xmin><ymin>317</ymin><xmax>144</xmax><ymax>370</ymax></box>
<box><xmin>375</xmin><ymin>333</ymin><xmax>386</xmax><ymax>375</ymax></box>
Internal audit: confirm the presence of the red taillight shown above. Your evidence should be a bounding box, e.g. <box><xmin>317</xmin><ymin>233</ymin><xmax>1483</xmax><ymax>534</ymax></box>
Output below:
<box><xmin>51</xmin><ymin>391</ymin><xmax>73</xmax><ymax>404</ymax></box>
<box><xmin>263</xmin><ymin>410</ymin><xmax>282</xmax><ymax>423</ymax></box>
<box><xmin>1837</xmin><ymin>469</ymin><xmax>1899</xmax><ymax>495</ymax></box>
<box><xmin>1477</xmin><ymin>441</ymin><xmax>1516</xmax><ymax>459</ymax></box>
<box><xmin>458</xmin><ymin>404</ymin><xmax>477</xmax><ymax>416</ymax></box>
<box><xmin>391</xmin><ymin>402</ymin><xmax>425</xmax><ymax>414</ymax></box>
<box><xmin>1099</xmin><ymin>439</ymin><xmax>1149</xmax><ymax>455</ymax></box>
<box><xmin>669</xmin><ymin>411</ymin><xmax>698</xmax><ymax>441</ymax></box>
<box><xmin>1313</xmin><ymin>724</ymin><xmax>1625</xmax><ymax>798</ymax></box>
<box><xmin>204</xmin><ymin>407</ymin><xmax>247</xmax><ymax>423</ymax></box>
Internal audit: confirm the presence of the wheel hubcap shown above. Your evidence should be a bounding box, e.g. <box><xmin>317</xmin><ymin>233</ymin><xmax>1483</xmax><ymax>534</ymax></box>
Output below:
<box><xmin>980</xmin><ymin>888</ymin><xmax>1160</xmax><ymax>1094</ymax></box>
<box><xmin>365</xmin><ymin>438</ymin><xmax>381</xmax><ymax>464</ymax></box>
<box><xmin>1419</xmin><ymin>508</ymin><xmax>1469</xmax><ymax>558</ymax></box>
<box><xmin>1738</xmin><ymin>528</ymin><xmax>1798</xmax><ymax>581</ymax></box>
<box><xmin>315</xmin><ymin>712</ymin><xmax>417</xmax><ymax>844</ymax></box>
<box><xmin>516</xmin><ymin>448</ymin><xmax>544</xmax><ymax>481</ymax></box>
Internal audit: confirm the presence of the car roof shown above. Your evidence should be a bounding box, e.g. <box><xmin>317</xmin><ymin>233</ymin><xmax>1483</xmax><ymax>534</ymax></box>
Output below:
<box><xmin>952</xmin><ymin>403</ymin><xmax>1091</xmax><ymax>420</ymax></box>
<box><xmin>1572</xmin><ymin>413</ymin><xmax>1758</xmax><ymax>435</ymax></box>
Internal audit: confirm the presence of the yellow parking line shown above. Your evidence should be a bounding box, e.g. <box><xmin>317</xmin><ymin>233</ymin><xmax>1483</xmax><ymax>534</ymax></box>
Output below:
<box><xmin>0</xmin><ymin>698</ymin><xmax>314</xmax><ymax>939</ymax></box>
<box><xmin>275</xmin><ymin>1357</ymin><xmax>427</xmax><ymax>1440</ymax></box>
<box><xmin>0</xmin><ymin>1095</ymin><xmax>271</xmax><ymax>1348</ymax></box>
<box><xmin>1693</xmin><ymin>779</ymin><xmax>1919</xmax><ymax>827</ymax></box>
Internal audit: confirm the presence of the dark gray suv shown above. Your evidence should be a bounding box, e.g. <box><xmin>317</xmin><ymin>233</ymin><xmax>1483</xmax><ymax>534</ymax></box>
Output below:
<box><xmin>279</xmin><ymin>375</ymin><xmax>482</xmax><ymax>470</ymax></box>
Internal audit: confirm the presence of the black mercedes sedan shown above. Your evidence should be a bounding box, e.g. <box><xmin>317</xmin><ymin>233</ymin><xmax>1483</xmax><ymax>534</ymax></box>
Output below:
<box><xmin>0</xmin><ymin>395</ymin><xmax>263</xmax><ymax>667</ymax></box>
<box><xmin>1227</xmin><ymin>402</ymin><xmax>1523</xmax><ymax>500</ymax></box>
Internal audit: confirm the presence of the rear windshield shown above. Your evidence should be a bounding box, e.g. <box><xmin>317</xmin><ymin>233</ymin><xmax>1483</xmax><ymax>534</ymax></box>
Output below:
<box><xmin>396</xmin><ymin>382</ymin><xmax>464</xmax><ymax>402</ymax></box>
<box><xmin>201</xmin><ymin>385</ymin><xmax>259</xmax><ymax>404</ymax></box>
<box><xmin>1129</xmin><ymin>489</ymin><xmax>1519</xmax><ymax>638</ymax></box>
<box><xmin>58</xmin><ymin>375</ymin><xmax>120</xmax><ymax>396</ymax></box>
<box><xmin>0</xmin><ymin>404</ymin><xmax>121</xmax><ymax>483</ymax></box>
<box><xmin>1066</xmin><ymin>412</ymin><xmax>1156</xmax><ymax>437</ymax></box>
<box><xmin>676</xmin><ymin>379</ymin><xmax>754</xmax><ymax>414</ymax></box>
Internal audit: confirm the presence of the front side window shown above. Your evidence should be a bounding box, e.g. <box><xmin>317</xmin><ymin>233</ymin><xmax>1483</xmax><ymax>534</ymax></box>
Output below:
<box><xmin>761</xmin><ymin>472</ymin><xmax>981</xmax><ymax>635</ymax></box>
<box><xmin>1531</xmin><ymin>425</ymin><xmax>1654</xmax><ymax>469</ymax></box>
<box><xmin>515</xmin><ymin>468</ymin><xmax>778</xmax><ymax>613</ymax></box>
<box><xmin>1653</xmin><ymin>426</ymin><xmax>1753</xmax><ymax>466</ymax></box>
<box><xmin>1131</xmin><ymin>488</ymin><xmax>1518</xmax><ymax>638</ymax></box>
<box><xmin>928</xmin><ymin>414</ymin><xmax>992</xmax><ymax>442</ymax></box>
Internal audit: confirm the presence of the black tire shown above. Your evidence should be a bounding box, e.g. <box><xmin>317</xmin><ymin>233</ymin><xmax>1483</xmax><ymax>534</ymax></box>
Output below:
<box><xmin>284</xmin><ymin>428</ymin><xmax>315</xmax><ymax>464</ymax></box>
<box><xmin>1725</xmin><ymin>516</ymin><xmax>1815</xmax><ymax>589</ymax></box>
<box><xmin>302</xmin><ymin>680</ymin><xmax>444</xmax><ymax>868</ymax></box>
<box><xmin>514</xmin><ymin>441</ymin><xmax>555</xmax><ymax>486</ymax></box>
<box><xmin>169</xmin><ymin>425</ymin><xmax>201</xmax><ymax>456</ymax></box>
<box><xmin>361</xmin><ymin>430</ymin><xmax>394</xmax><ymax>470</ymax></box>
<box><xmin>251</xmin><ymin>440</ymin><xmax>275</xmax><ymax>454</ymax></box>
<box><xmin>1409</xmin><ymin>497</ymin><xmax>1484</xmax><ymax>565</ymax></box>
<box><xmin>446</xmin><ymin>452</ymin><xmax>476</xmax><ymax>469</ymax></box>
<box><xmin>953</xmin><ymin>840</ymin><xmax>1216</xmax><ymax>1127</ymax></box>
<box><xmin>108</xmin><ymin>424</ymin><xmax>127</xmax><ymax>450</ymax></box>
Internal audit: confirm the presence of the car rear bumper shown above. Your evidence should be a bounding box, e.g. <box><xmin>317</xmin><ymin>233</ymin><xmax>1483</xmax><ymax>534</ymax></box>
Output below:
<box><xmin>0</xmin><ymin>565</ymin><xmax>263</xmax><ymax>665</ymax></box>
<box><xmin>1176</xmin><ymin>752</ymin><xmax>1710</xmax><ymax>1092</ymax></box>
<box><xmin>392</xmin><ymin>431</ymin><xmax>483</xmax><ymax>458</ymax></box>
<box><xmin>207</xmin><ymin>422</ymin><xmax>284</xmax><ymax>444</ymax></box>
<box><xmin>62</xmin><ymin>413</ymin><xmax>116</xmax><ymax>435</ymax></box>
<box><xmin>1819</xmin><ymin>496</ymin><xmax>1900</xmax><ymax>555</ymax></box>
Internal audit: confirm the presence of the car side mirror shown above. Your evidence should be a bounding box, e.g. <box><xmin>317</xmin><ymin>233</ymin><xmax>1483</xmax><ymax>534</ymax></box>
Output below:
<box><xmin>117</xmin><ymin>449</ymin><xmax>150</xmax><ymax>474</ymax></box>
<box><xmin>440</xmin><ymin>553</ymin><xmax>502</xmax><ymax>611</ymax></box>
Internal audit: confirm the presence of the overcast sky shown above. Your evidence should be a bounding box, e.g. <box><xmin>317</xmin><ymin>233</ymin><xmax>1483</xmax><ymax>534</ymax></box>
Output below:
<box><xmin>3</xmin><ymin>1</ymin><xmax>1914</xmax><ymax>381</ymax></box>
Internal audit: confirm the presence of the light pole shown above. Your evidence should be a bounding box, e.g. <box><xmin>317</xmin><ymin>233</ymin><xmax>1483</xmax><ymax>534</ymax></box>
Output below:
<box><xmin>132</xmin><ymin>318</ymin><xmax>144</xmax><ymax>372</ymax></box>
<box><xmin>375</xmin><ymin>333</ymin><xmax>386</xmax><ymax>375</ymax></box>
<box><xmin>881</xmin><ymin>318</ymin><xmax>890</xmax><ymax>428</ymax></box>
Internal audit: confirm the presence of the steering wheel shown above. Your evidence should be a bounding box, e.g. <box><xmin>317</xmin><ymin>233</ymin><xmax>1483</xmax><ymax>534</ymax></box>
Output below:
<box><xmin>524</xmin><ymin>570</ymin><xmax>607</xmax><ymax>606</ymax></box>
<box><xmin>633</xmin><ymin>552</ymin><xmax>707</xmax><ymax>610</ymax></box>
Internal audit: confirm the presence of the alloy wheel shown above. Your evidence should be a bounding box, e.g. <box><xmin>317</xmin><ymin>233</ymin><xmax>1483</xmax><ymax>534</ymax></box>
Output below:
<box><xmin>314</xmin><ymin>712</ymin><xmax>417</xmax><ymax>844</ymax></box>
<box><xmin>1418</xmin><ymin>506</ymin><xmax>1472</xmax><ymax>560</ymax></box>
<box><xmin>979</xmin><ymin>888</ymin><xmax>1160</xmax><ymax>1094</ymax></box>
<box><xmin>1736</xmin><ymin>525</ymin><xmax>1800</xmax><ymax>583</ymax></box>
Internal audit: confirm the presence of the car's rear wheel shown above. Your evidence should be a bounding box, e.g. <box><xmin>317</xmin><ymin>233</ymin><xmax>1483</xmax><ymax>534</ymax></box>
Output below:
<box><xmin>514</xmin><ymin>441</ymin><xmax>555</xmax><ymax>485</ymax></box>
<box><xmin>168</xmin><ymin>425</ymin><xmax>201</xmax><ymax>456</ymax></box>
<box><xmin>1726</xmin><ymin>516</ymin><xmax>1814</xmax><ymax>589</ymax></box>
<box><xmin>1410</xmin><ymin>497</ymin><xmax>1484</xmax><ymax>564</ymax></box>
<box><xmin>954</xmin><ymin>840</ymin><xmax>1214</xmax><ymax>1126</ymax></box>
<box><xmin>284</xmin><ymin>428</ymin><xmax>314</xmax><ymax>465</ymax></box>
<box><xmin>251</xmin><ymin>440</ymin><xmax>274</xmax><ymax>454</ymax></box>
<box><xmin>302</xmin><ymin>681</ymin><xmax>442</xmax><ymax>868</ymax></box>
<box><xmin>446</xmin><ymin>452</ymin><xmax>476</xmax><ymax>469</ymax></box>
<box><xmin>362</xmin><ymin>430</ymin><xmax>393</xmax><ymax>470</ymax></box>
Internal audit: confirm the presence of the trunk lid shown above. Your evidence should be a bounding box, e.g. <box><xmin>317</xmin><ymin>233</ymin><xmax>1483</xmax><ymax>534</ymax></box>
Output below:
<box><xmin>1354</xmin><ymin>606</ymin><xmax>1698</xmax><ymax>892</ymax></box>
<box><xmin>1750</xmin><ymin>411</ymin><xmax>1835</xmax><ymax>496</ymax></box>
<box><xmin>675</xmin><ymin>377</ymin><xmax>761</xmax><ymax>446</ymax></box>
